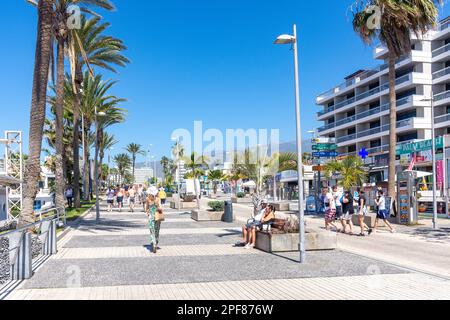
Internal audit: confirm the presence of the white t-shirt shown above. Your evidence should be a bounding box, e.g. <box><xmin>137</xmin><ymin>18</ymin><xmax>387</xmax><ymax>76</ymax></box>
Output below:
<box><xmin>326</xmin><ymin>192</ymin><xmax>336</xmax><ymax>210</ymax></box>
<box><xmin>254</xmin><ymin>208</ymin><xmax>266</xmax><ymax>222</ymax></box>
<box><xmin>334</xmin><ymin>191</ymin><xmax>343</xmax><ymax>207</ymax></box>
<box><xmin>378</xmin><ymin>196</ymin><xmax>386</xmax><ymax>210</ymax></box>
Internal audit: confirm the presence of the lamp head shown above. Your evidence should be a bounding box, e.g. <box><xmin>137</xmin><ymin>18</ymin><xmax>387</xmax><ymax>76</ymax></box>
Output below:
<box><xmin>274</xmin><ymin>34</ymin><xmax>295</xmax><ymax>45</ymax></box>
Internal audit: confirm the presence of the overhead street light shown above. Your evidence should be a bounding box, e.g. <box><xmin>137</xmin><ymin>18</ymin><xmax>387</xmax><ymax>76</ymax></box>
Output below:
<box><xmin>274</xmin><ymin>24</ymin><xmax>306</xmax><ymax>264</ymax></box>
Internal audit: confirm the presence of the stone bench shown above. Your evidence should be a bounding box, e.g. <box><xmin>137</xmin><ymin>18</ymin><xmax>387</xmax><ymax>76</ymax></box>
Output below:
<box><xmin>269</xmin><ymin>202</ymin><xmax>290</xmax><ymax>212</ymax></box>
<box><xmin>191</xmin><ymin>210</ymin><xmax>224</xmax><ymax>222</ymax></box>
<box><xmin>255</xmin><ymin>229</ymin><xmax>337</xmax><ymax>253</ymax></box>
<box><xmin>231</xmin><ymin>196</ymin><xmax>253</xmax><ymax>204</ymax></box>
<box><xmin>352</xmin><ymin>213</ymin><xmax>378</xmax><ymax>228</ymax></box>
<box><xmin>170</xmin><ymin>201</ymin><xmax>198</xmax><ymax>210</ymax></box>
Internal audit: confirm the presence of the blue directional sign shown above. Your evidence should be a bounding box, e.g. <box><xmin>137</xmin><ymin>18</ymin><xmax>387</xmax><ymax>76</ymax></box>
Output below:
<box><xmin>359</xmin><ymin>148</ymin><xmax>369</xmax><ymax>160</ymax></box>
<box><xmin>312</xmin><ymin>151</ymin><xmax>339</xmax><ymax>158</ymax></box>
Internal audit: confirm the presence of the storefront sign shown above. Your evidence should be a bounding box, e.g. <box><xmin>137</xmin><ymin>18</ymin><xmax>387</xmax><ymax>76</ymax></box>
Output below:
<box><xmin>396</xmin><ymin>137</ymin><xmax>444</xmax><ymax>155</ymax></box>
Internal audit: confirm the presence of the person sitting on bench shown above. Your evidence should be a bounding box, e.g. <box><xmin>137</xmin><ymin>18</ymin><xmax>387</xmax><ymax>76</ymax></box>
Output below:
<box><xmin>235</xmin><ymin>201</ymin><xmax>268</xmax><ymax>247</ymax></box>
<box><xmin>242</xmin><ymin>204</ymin><xmax>276</xmax><ymax>249</ymax></box>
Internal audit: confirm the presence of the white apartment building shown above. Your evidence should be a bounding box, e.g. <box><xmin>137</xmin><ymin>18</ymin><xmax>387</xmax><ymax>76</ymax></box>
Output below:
<box><xmin>315</xmin><ymin>17</ymin><xmax>450</xmax><ymax>182</ymax></box>
<box><xmin>134</xmin><ymin>168</ymin><xmax>154</xmax><ymax>185</ymax></box>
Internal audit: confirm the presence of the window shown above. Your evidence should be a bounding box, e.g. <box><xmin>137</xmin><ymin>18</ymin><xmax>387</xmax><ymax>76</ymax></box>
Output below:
<box><xmin>397</xmin><ymin>88</ymin><xmax>416</xmax><ymax>100</ymax></box>
<box><xmin>370</xmin><ymin>139</ymin><xmax>382</xmax><ymax>148</ymax></box>
<box><xmin>369</xmin><ymin>82</ymin><xmax>379</xmax><ymax>90</ymax></box>
<box><xmin>369</xmin><ymin>101</ymin><xmax>380</xmax><ymax>109</ymax></box>
<box><xmin>347</xmin><ymin>110</ymin><xmax>356</xmax><ymax>117</ymax></box>
<box><xmin>370</xmin><ymin>120</ymin><xmax>381</xmax><ymax>129</ymax></box>
<box><xmin>348</xmin><ymin>145</ymin><xmax>356</xmax><ymax>153</ymax></box>
<box><xmin>397</xmin><ymin>110</ymin><xmax>416</xmax><ymax>121</ymax></box>
<box><xmin>398</xmin><ymin>132</ymin><xmax>418</xmax><ymax>142</ymax></box>
<box><xmin>348</xmin><ymin>127</ymin><xmax>356</xmax><ymax>135</ymax></box>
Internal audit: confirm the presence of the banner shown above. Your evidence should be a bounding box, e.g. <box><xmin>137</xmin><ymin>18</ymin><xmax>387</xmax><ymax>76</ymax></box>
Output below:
<box><xmin>437</xmin><ymin>160</ymin><xmax>444</xmax><ymax>190</ymax></box>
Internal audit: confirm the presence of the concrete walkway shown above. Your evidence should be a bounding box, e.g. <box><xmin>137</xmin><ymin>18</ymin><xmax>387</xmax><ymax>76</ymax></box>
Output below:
<box><xmin>3</xmin><ymin>202</ymin><xmax>450</xmax><ymax>300</ymax></box>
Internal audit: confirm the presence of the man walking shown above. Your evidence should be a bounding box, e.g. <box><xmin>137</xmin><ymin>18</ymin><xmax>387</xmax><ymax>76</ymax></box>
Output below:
<box><xmin>65</xmin><ymin>186</ymin><xmax>74</xmax><ymax>208</ymax></box>
<box><xmin>374</xmin><ymin>190</ymin><xmax>396</xmax><ymax>233</ymax></box>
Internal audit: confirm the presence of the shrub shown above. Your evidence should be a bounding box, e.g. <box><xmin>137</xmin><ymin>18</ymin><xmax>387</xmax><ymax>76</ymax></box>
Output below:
<box><xmin>208</xmin><ymin>201</ymin><xmax>225</xmax><ymax>212</ymax></box>
<box><xmin>237</xmin><ymin>192</ymin><xmax>246</xmax><ymax>198</ymax></box>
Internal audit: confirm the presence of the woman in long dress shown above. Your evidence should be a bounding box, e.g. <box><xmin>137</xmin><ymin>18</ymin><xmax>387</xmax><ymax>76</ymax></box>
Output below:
<box><xmin>146</xmin><ymin>190</ymin><xmax>162</xmax><ymax>253</ymax></box>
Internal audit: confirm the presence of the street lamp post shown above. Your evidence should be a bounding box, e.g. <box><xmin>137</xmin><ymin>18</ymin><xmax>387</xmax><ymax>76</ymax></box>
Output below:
<box><xmin>431</xmin><ymin>92</ymin><xmax>438</xmax><ymax>230</ymax></box>
<box><xmin>275</xmin><ymin>24</ymin><xmax>306</xmax><ymax>263</ymax></box>
<box><xmin>172</xmin><ymin>136</ymin><xmax>182</xmax><ymax>212</ymax></box>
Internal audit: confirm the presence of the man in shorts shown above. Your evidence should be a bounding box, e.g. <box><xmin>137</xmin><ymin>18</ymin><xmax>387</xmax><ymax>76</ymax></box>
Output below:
<box><xmin>333</xmin><ymin>185</ymin><xmax>343</xmax><ymax>222</ymax></box>
<box><xmin>324</xmin><ymin>187</ymin><xmax>339</xmax><ymax>232</ymax></box>
<box><xmin>235</xmin><ymin>201</ymin><xmax>268</xmax><ymax>247</ymax></box>
<box><xmin>128</xmin><ymin>186</ymin><xmax>136</xmax><ymax>212</ymax></box>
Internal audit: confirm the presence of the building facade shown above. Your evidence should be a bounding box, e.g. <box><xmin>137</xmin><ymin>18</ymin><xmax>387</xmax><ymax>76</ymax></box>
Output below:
<box><xmin>316</xmin><ymin>17</ymin><xmax>450</xmax><ymax>182</ymax></box>
<box><xmin>134</xmin><ymin>168</ymin><xmax>154</xmax><ymax>185</ymax></box>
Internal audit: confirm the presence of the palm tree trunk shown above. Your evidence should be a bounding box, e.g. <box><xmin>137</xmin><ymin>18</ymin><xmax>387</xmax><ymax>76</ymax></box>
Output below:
<box><xmin>83</xmin><ymin>124</ymin><xmax>91</xmax><ymax>201</ymax></box>
<box><xmin>194</xmin><ymin>176</ymin><xmax>201</xmax><ymax>210</ymax></box>
<box><xmin>72</xmin><ymin>66</ymin><xmax>83</xmax><ymax>208</ymax></box>
<box><xmin>132</xmin><ymin>156</ymin><xmax>136</xmax><ymax>182</ymax></box>
<box><xmin>54</xmin><ymin>37</ymin><xmax>66</xmax><ymax>211</ymax></box>
<box><xmin>21</xmin><ymin>0</ymin><xmax>54</xmax><ymax>226</ymax></box>
<box><xmin>388</xmin><ymin>48</ymin><xmax>397</xmax><ymax>198</ymax></box>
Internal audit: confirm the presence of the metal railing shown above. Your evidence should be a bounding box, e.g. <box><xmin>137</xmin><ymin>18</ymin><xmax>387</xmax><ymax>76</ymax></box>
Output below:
<box><xmin>318</xmin><ymin>74</ymin><xmax>411</xmax><ymax>117</ymax></box>
<box><xmin>336</xmin><ymin>118</ymin><xmax>414</xmax><ymax>144</ymax></box>
<box><xmin>0</xmin><ymin>207</ymin><xmax>65</xmax><ymax>281</ymax></box>
<box><xmin>435</xmin><ymin>113</ymin><xmax>450</xmax><ymax>124</ymax></box>
<box><xmin>318</xmin><ymin>95</ymin><xmax>412</xmax><ymax>132</ymax></box>
<box><xmin>434</xmin><ymin>90</ymin><xmax>450</xmax><ymax>101</ymax></box>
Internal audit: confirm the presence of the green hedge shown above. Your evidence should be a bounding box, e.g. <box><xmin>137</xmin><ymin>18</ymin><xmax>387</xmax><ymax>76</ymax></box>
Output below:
<box><xmin>208</xmin><ymin>201</ymin><xmax>225</xmax><ymax>212</ymax></box>
<box><xmin>237</xmin><ymin>192</ymin><xmax>246</xmax><ymax>198</ymax></box>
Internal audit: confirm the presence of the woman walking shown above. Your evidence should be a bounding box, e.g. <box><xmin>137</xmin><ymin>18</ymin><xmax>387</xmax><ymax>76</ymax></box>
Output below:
<box><xmin>374</xmin><ymin>190</ymin><xmax>396</xmax><ymax>233</ymax></box>
<box><xmin>146</xmin><ymin>186</ymin><xmax>163</xmax><ymax>253</ymax></box>
<box><xmin>356</xmin><ymin>190</ymin><xmax>373</xmax><ymax>237</ymax></box>
<box><xmin>116</xmin><ymin>186</ymin><xmax>125</xmax><ymax>212</ymax></box>
<box><xmin>106</xmin><ymin>187</ymin><xmax>115</xmax><ymax>212</ymax></box>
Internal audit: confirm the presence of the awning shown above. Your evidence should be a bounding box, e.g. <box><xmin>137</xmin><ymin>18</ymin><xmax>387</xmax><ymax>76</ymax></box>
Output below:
<box><xmin>404</xmin><ymin>170</ymin><xmax>433</xmax><ymax>179</ymax></box>
<box><xmin>0</xmin><ymin>174</ymin><xmax>21</xmax><ymax>186</ymax></box>
<box><xmin>242</xmin><ymin>181</ymin><xmax>256</xmax><ymax>187</ymax></box>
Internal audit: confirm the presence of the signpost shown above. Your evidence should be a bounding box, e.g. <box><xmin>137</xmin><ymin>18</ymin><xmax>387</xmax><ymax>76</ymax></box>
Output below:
<box><xmin>396</xmin><ymin>137</ymin><xmax>444</xmax><ymax>155</ymax></box>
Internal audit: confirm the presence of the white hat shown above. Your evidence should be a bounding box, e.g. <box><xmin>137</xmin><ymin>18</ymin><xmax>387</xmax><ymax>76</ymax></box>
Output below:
<box><xmin>148</xmin><ymin>186</ymin><xmax>158</xmax><ymax>196</ymax></box>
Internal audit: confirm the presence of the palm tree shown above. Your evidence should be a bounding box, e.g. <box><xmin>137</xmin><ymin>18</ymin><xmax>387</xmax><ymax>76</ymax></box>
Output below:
<box><xmin>351</xmin><ymin>0</ymin><xmax>441</xmax><ymax>197</ymax></box>
<box><xmin>67</xmin><ymin>13</ymin><xmax>128</xmax><ymax>207</ymax></box>
<box><xmin>98</xmin><ymin>132</ymin><xmax>117</xmax><ymax>186</ymax></box>
<box><xmin>114</xmin><ymin>153</ymin><xmax>131</xmax><ymax>185</ymax></box>
<box><xmin>324</xmin><ymin>156</ymin><xmax>367</xmax><ymax>190</ymax></box>
<box><xmin>125</xmin><ymin>143</ymin><xmax>145</xmax><ymax>182</ymax></box>
<box><xmin>160</xmin><ymin>156</ymin><xmax>174</xmax><ymax>180</ymax></box>
<box><xmin>183</xmin><ymin>152</ymin><xmax>209</xmax><ymax>210</ymax></box>
<box><xmin>207</xmin><ymin>170</ymin><xmax>224</xmax><ymax>195</ymax></box>
<box><xmin>79</xmin><ymin>72</ymin><xmax>126</xmax><ymax>199</ymax></box>
<box><xmin>21</xmin><ymin>0</ymin><xmax>54</xmax><ymax>225</ymax></box>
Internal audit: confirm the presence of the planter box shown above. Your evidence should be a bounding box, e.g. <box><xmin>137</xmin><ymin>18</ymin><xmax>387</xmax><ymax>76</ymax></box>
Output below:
<box><xmin>255</xmin><ymin>229</ymin><xmax>337</xmax><ymax>253</ymax></box>
<box><xmin>191</xmin><ymin>210</ymin><xmax>224</xmax><ymax>222</ymax></box>
<box><xmin>170</xmin><ymin>201</ymin><xmax>198</xmax><ymax>210</ymax></box>
<box><xmin>270</xmin><ymin>202</ymin><xmax>290</xmax><ymax>212</ymax></box>
<box><xmin>231</xmin><ymin>196</ymin><xmax>252</xmax><ymax>204</ymax></box>
<box><xmin>208</xmin><ymin>194</ymin><xmax>218</xmax><ymax>199</ymax></box>
<box><xmin>352</xmin><ymin>213</ymin><xmax>378</xmax><ymax>228</ymax></box>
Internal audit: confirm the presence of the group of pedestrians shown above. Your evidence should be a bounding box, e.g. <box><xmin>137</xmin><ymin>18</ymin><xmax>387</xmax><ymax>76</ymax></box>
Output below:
<box><xmin>322</xmin><ymin>186</ymin><xmax>395</xmax><ymax>237</ymax></box>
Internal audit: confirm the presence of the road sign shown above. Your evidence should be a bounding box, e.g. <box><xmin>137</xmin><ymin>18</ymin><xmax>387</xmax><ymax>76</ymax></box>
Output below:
<box><xmin>312</xmin><ymin>165</ymin><xmax>325</xmax><ymax>172</ymax></box>
<box><xmin>312</xmin><ymin>144</ymin><xmax>337</xmax><ymax>151</ymax></box>
<box><xmin>396</xmin><ymin>137</ymin><xmax>444</xmax><ymax>155</ymax></box>
<box><xmin>312</xmin><ymin>151</ymin><xmax>338</xmax><ymax>158</ymax></box>
<box><xmin>312</xmin><ymin>138</ymin><xmax>336</xmax><ymax>144</ymax></box>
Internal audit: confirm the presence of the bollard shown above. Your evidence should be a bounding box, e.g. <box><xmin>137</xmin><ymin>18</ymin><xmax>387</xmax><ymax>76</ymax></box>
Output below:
<box><xmin>9</xmin><ymin>232</ymin><xmax>32</xmax><ymax>280</ymax></box>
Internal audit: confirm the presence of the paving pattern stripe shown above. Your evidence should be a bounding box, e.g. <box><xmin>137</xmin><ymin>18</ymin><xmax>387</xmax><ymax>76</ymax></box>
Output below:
<box><xmin>69</xmin><ymin>227</ymin><xmax>242</xmax><ymax>236</ymax></box>
<box><xmin>6</xmin><ymin>273</ymin><xmax>450</xmax><ymax>300</ymax></box>
<box><xmin>53</xmin><ymin>244</ymin><xmax>260</xmax><ymax>260</ymax></box>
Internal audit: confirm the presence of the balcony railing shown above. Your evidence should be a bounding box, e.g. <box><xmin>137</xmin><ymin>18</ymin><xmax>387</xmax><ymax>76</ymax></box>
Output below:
<box><xmin>318</xmin><ymin>74</ymin><xmax>411</xmax><ymax>117</ymax></box>
<box><xmin>316</xmin><ymin>55</ymin><xmax>410</xmax><ymax>103</ymax></box>
<box><xmin>435</xmin><ymin>113</ymin><xmax>450</xmax><ymax>124</ymax></box>
<box><xmin>366</xmin><ymin>145</ymin><xmax>390</xmax><ymax>155</ymax></box>
<box><xmin>433</xmin><ymin>66</ymin><xmax>450</xmax><ymax>79</ymax></box>
<box><xmin>432</xmin><ymin>43</ymin><xmax>450</xmax><ymax>57</ymax></box>
<box><xmin>317</xmin><ymin>95</ymin><xmax>413</xmax><ymax>132</ymax></box>
<box><xmin>336</xmin><ymin>118</ymin><xmax>414</xmax><ymax>144</ymax></box>
<box><xmin>438</xmin><ymin>20</ymin><xmax>450</xmax><ymax>31</ymax></box>
<box><xmin>434</xmin><ymin>90</ymin><xmax>450</xmax><ymax>101</ymax></box>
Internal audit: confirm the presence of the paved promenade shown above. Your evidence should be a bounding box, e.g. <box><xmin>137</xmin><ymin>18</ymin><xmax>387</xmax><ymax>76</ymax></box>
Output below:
<box><xmin>2</xmin><ymin>202</ymin><xmax>450</xmax><ymax>300</ymax></box>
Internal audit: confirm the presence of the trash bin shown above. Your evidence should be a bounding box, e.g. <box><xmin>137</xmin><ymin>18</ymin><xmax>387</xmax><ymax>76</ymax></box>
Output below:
<box><xmin>223</xmin><ymin>200</ymin><xmax>234</xmax><ymax>223</ymax></box>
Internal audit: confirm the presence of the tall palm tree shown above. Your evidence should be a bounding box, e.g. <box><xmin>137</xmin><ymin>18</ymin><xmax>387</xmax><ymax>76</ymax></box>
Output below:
<box><xmin>183</xmin><ymin>152</ymin><xmax>209</xmax><ymax>210</ymax></box>
<box><xmin>324</xmin><ymin>156</ymin><xmax>367</xmax><ymax>190</ymax></box>
<box><xmin>160</xmin><ymin>156</ymin><xmax>174</xmax><ymax>179</ymax></box>
<box><xmin>79</xmin><ymin>72</ymin><xmax>126</xmax><ymax>199</ymax></box>
<box><xmin>98</xmin><ymin>132</ymin><xmax>117</xmax><ymax>186</ymax></box>
<box><xmin>125</xmin><ymin>143</ymin><xmax>145</xmax><ymax>182</ymax></box>
<box><xmin>21</xmin><ymin>0</ymin><xmax>54</xmax><ymax>225</ymax></box>
<box><xmin>114</xmin><ymin>153</ymin><xmax>131</xmax><ymax>185</ymax></box>
<box><xmin>352</xmin><ymin>0</ymin><xmax>441</xmax><ymax>197</ymax></box>
<box><xmin>67</xmin><ymin>13</ymin><xmax>128</xmax><ymax>207</ymax></box>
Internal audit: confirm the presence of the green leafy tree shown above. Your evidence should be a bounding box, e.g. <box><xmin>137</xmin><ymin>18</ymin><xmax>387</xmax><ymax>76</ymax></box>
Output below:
<box><xmin>324</xmin><ymin>156</ymin><xmax>367</xmax><ymax>190</ymax></box>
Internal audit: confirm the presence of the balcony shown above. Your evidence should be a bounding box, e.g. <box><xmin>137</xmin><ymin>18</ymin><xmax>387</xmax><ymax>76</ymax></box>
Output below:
<box><xmin>366</xmin><ymin>145</ymin><xmax>390</xmax><ymax>155</ymax></box>
<box><xmin>432</xmin><ymin>43</ymin><xmax>450</xmax><ymax>58</ymax></box>
<box><xmin>433</xmin><ymin>66</ymin><xmax>450</xmax><ymax>80</ymax></box>
<box><xmin>316</xmin><ymin>55</ymin><xmax>411</xmax><ymax>104</ymax></box>
<box><xmin>435</xmin><ymin>113</ymin><xmax>450</xmax><ymax>125</ymax></box>
<box><xmin>336</xmin><ymin>118</ymin><xmax>416</xmax><ymax>144</ymax></box>
<box><xmin>318</xmin><ymin>95</ymin><xmax>413</xmax><ymax>133</ymax></box>
<box><xmin>318</xmin><ymin>74</ymin><xmax>412</xmax><ymax>118</ymax></box>
<box><xmin>434</xmin><ymin>90</ymin><xmax>450</xmax><ymax>102</ymax></box>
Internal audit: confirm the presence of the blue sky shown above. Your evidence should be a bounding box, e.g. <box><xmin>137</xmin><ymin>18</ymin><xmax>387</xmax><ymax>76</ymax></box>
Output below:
<box><xmin>1</xmin><ymin>0</ymin><xmax>449</xmax><ymax>164</ymax></box>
